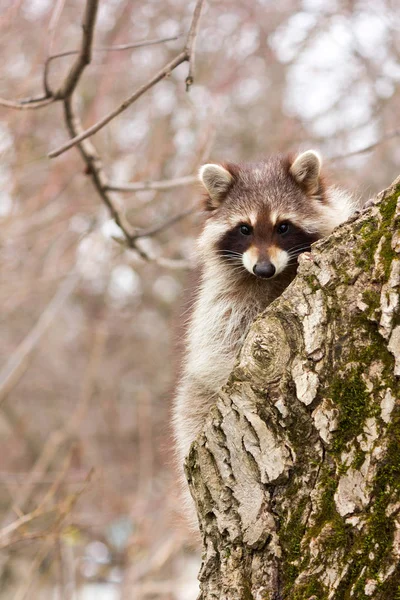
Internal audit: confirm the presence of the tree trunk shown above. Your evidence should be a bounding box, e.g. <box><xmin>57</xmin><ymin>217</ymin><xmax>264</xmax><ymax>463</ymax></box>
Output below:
<box><xmin>186</xmin><ymin>177</ymin><xmax>400</xmax><ymax>600</ymax></box>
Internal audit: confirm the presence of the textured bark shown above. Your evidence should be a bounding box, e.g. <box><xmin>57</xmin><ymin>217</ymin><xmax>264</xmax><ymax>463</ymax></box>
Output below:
<box><xmin>186</xmin><ymin>177</ymin><xmax>400</xmax><ymax>600</ymax></box>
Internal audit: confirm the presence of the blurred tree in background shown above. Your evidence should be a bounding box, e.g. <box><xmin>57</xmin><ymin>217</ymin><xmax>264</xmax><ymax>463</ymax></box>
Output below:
<box><xmin>0</xmin><ymin>0</ymin><xmax>399</xmax><ymax>598</ymax></box>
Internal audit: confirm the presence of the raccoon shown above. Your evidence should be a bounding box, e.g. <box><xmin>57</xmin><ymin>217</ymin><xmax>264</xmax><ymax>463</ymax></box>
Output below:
<box><xmin>173</xmin><ymin>150</ymin><xmax>355</xmax><ymax>520</ymax></box>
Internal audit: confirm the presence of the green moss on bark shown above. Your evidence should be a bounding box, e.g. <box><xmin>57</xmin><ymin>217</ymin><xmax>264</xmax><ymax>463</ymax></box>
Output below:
<box><xmin>290</xmin><ymin>579</ymin><xmax>328</xmax><ymax>600</ymax></box>
<box><xmin>328</xmin><ymin>368</ymin><xmax>370</xmax><ymax>455</ymax></box>
<box><xmin>194</xmin><ymin>185</ymin><xmax>400</xmax><ymax>600</ymax></box>
<box><xmin>356</xmin><ymin>190</ymin><xmax>398</xmax><ymax>276</ymax></box>
<box><xmin>281</xmin><ymin>497</ymin><xmax>309</xmax><ymax>589</ymax></box>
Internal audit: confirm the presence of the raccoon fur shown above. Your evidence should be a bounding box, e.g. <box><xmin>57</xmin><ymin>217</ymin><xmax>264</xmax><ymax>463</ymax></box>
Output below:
<box><xmin>173</xmin><ymin>150</ymin><xmax>355</xmax><ymax>522</ymax></box>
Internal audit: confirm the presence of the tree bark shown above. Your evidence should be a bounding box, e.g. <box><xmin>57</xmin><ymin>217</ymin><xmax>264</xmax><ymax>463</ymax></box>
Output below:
<box><xmin>186</xmin><ymin>177</ymin><xmax>400</xmax><ymax>600</ymax></box>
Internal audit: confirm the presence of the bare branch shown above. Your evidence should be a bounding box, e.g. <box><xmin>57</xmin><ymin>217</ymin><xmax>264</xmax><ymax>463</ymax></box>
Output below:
<box><xmin>55</xmin><ymin>0</ymin><xmax>99</xmax><ymax>99</ymax></box>
<box><xmin>1</xmin><ymin>9</ymin><xmax>181</xmax><ymax>109</ymax></box>
<box><xmin>329</xmin><ymin>127</ymin><xmax>400</xmax><ymax>162</ymax></box>
<box><xmin>43</xmin><ymin>35</ymin><xmax>181</xmax><ymax>95</ymax></box>
<box><xmin>48</xmin><ymin>51</ymin><xmax>187</xmax><ymax>157</ymax></box>
<box><xmin>0</xmin><ymin>96</ymin><xmax>53</xmax><ymax>110</ymax></box>
<box><xmin>63</xmin><ymin>97</ymin><xmax>190</xmax><ymax>267</ymax></box>
<box><xmin>45</xmin><ymin>0</ymin><xmax>68</xmax><ymax>94</ymax></box>
<box><xmin>106</xmin><ymin>174</ymin><xmax>198</xmax><ymax>192</ymax></box>
<box><xmin>132</xmin><ymin>207</ymin><xmax>198</xmax><ymax>240</ymax></box>
<box><xmin>63</xmin><ymin>96</ymin><xmax>143</xmax><ymax>255</ymax></box>
<box><xmin>49</xmin><ymin>35</ymin><xmax>182</xmax><ymax>62</ymax></box>
<box><xmin>0</xmin><ymin>0</ymin><xmax>200</xmax><ymax>268</ymax></box>
<box><xmin>94</xmin><ymin>35</ymin><xmax>181</xmax><ymax>52</ymax></box>
<box><xmin>48</xmin><ymin>0</ymin><xmax>205</xmax><ymax>157</ymax></box>
<box><xmin>184</xmin><ymin>0</ymin><xmax>205</xmax><ymax>91</ymax></box>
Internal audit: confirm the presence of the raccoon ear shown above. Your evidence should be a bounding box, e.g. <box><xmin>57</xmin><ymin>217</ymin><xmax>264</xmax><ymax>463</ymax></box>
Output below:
<box><xmin>199</xmin><ymin>164</ymin><xmax>233</xmax><ymax>209</ymax></box>
<box><xmin>290</xmin><ymin>150</ymin><xmax>322</xmax><ymax>194</ymax></box>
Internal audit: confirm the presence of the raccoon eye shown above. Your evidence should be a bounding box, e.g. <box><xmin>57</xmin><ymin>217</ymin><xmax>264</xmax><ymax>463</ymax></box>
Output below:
<box><xmin>239</xmin><ymin>224</ymin><xmax>252</xmax><ymax>236</ymax></box>
<box><xmin>277</xmin><ymin>222</ymin><xmax>290</xmax><ymax>235</ymax></box>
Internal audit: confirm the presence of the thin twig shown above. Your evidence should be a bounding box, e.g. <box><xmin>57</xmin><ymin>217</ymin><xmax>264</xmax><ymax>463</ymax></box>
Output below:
<box><xmin>0</xmin><ymin>530</ymin><xmax>58</xmax><ymax>551</ymax></box>
<box><xmin>0</xmin><ymin>96</ymin><xmax>54</xmax><ymax>110</ymax></box>
<box><xmin>1</xmin><ymin>452</ymin><xmax>73</xmax><ymax>543</ymax></box>
<box><xmin>106</xmin><ymin>174</ymin><xmax>198</xmax><ymax>192</ymax></box>
<box><xmin>63</xmin><ymin>92</ymin><xmax>190</xmax><ymax>267</ymax></box>
<box><xmin>48</xmin><ymin>51</ymin><xmax>187</xmax><ymax>157</ymax></box>
<box><xmin>1</xmin><ymin>0</ymin><xmax>199</xmax><ymax>268</ymax></box>
<box><xmin>0</xmin><ymin>506</ymin><xmax>57</xmax><ymax>543</ymax></box>
<box><xmin>63</xmin><ymin>96</ymin><xmax>145</xmax><ymax>256</ymax></box>
<box><xmin>55</xmin><ymin>0</ymin><xmax>99</xmax><ymax>99</ymax></box>
<box><xmin>184</xmin><ymin>0</ymin><xmax>205</xmax><ymax>91</ymax></box>
<box><xmin>48</xmin><ymin>0</ymin><xmax>205</xmax><ymax>157</ymax></box>
<box><xmin>45</xmin><ymin>0</ymin><xmax>68</xmax><ymax>95</ymax></box>
<box><xmin>49</xmin><ymin>35</ymin><xmax>181</xmax><ymax>62</ymax></box>
<box><xmin>329</xmin><ymin>128</ymin><xmax>400</xmax><ymax>162</ymax></box>
<box><xmin>132</xmin><ymin>206</ymin><xmax>198</xmax><ymax>240</ymax></box>
<box><xmin>44</xmin><ymin>35</ymin><xmax>181</xmax><ymax>96</ymax></box>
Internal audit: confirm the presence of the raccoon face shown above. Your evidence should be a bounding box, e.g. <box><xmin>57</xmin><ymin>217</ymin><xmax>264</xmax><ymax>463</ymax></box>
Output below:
<box><xmin>214</xmin><ymin>217</ymin><xmax>319</xmax><ymax>279</ymax></box>
<box><xmin>198</xmin><ymin>151</ymin><xmax>325</xmax><ymax>279</ymax></box>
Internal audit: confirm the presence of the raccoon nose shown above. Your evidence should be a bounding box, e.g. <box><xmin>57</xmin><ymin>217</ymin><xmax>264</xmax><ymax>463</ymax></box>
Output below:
<box><xmin>253</xmin><ymin>261</ymin><xmax>276</xmax><ymax>278</ymax></box>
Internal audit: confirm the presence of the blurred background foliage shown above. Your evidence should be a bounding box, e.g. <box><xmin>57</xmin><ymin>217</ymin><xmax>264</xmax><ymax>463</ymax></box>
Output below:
<box><xmin>0</xmin><ymin>0</ymin><xmax>400</xmax><ymax>598</ymax></box>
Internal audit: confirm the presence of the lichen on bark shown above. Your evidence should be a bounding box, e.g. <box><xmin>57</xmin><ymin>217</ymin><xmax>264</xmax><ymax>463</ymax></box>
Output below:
<box><xmin>186</xmin><ymin>178</ymin><xmax>400</xmax><ymax>600</ymax></box>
